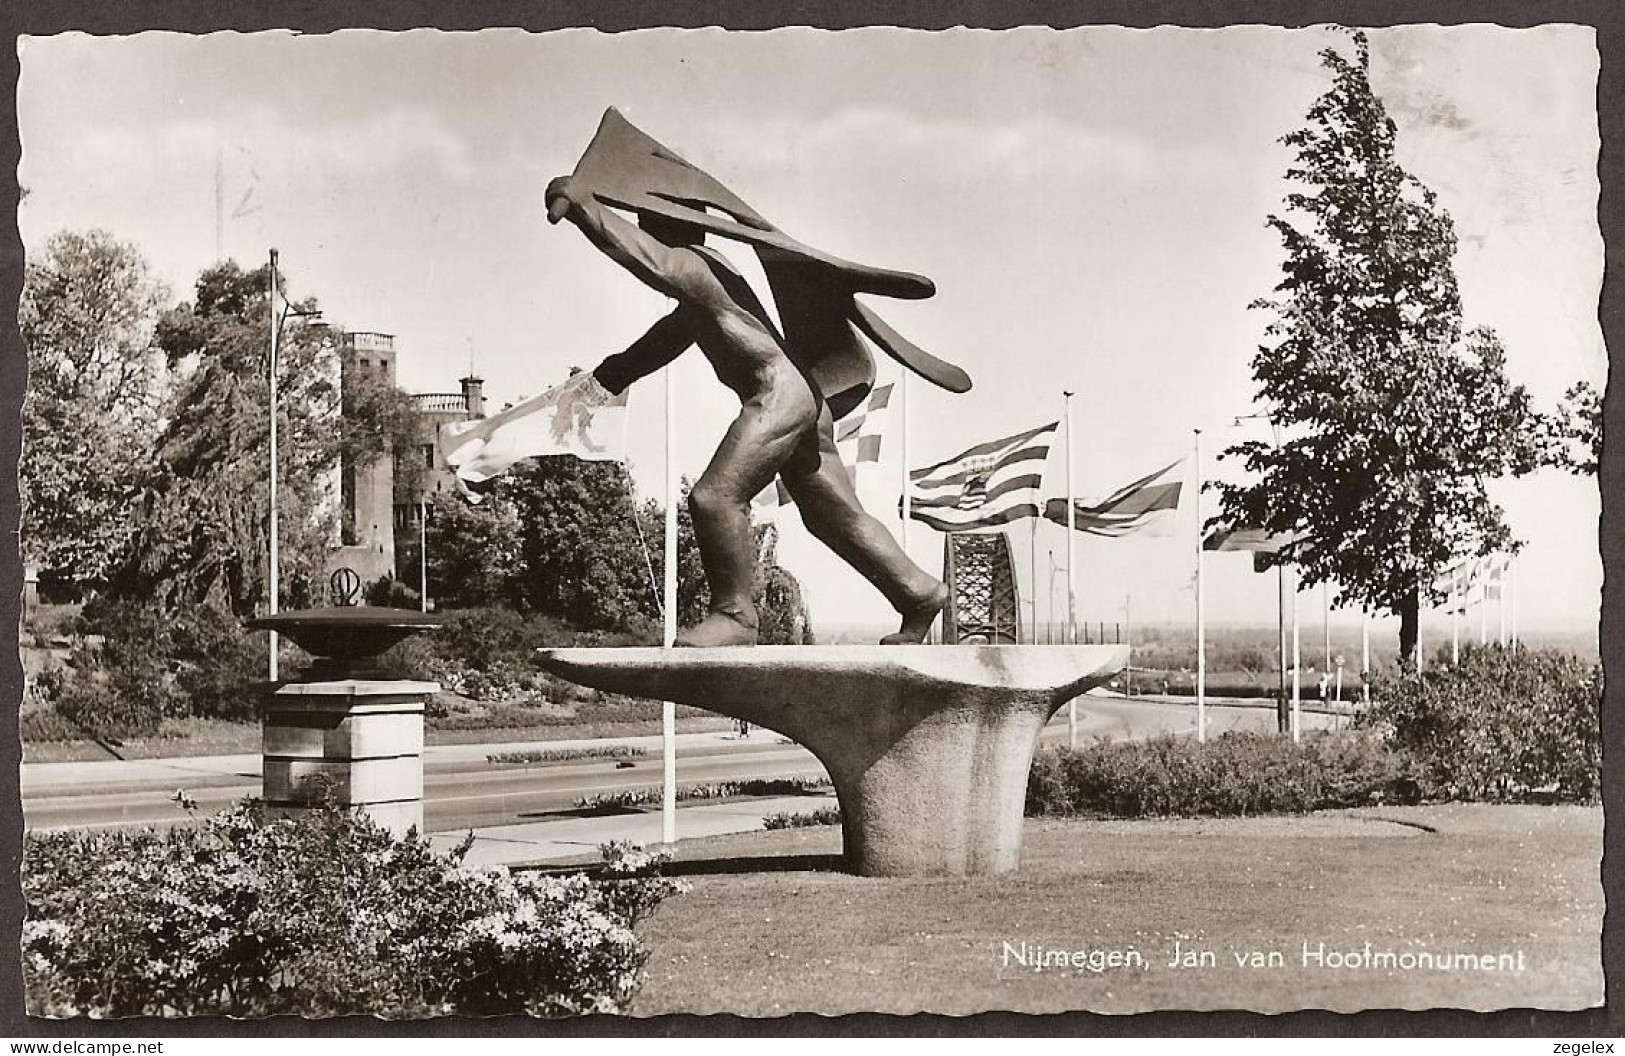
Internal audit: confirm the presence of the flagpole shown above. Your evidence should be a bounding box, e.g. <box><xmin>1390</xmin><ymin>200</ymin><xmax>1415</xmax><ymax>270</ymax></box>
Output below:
<box><xmin>1322</xmin><ymin>581</ymin><xmax>1331</xmax><ymax>677</ymax></box>
<box><xmin>419</xmin><ymin>500</ymin><xmax>429</xmax><ymax>612</ymax></box>
<box><xmin>1290</xmin><ymin>564</ymin><xmax>1301</xmax><ymax>744</ymax></box>
<box><xmin>1063</xmin><ymin>391</ymin><xmax>1077</xmax><ymax>645</ymax></box>
<box><xmin>1360</xmin><ymin>609</ymin><xmax>1370</xmax><ymax>707</ymax></box>
<box><xmin>1029</xmin><ymin>520</ymin><xmax>1039</xmax><ymax>645</ymax></box>
<box><xmin>899</xmin><ymin>372</ymin><xmax>910</xmax><ymax>555</ymax></box>
<box><xmin>1479</xmin><ymin>560</ymin><xmax>1488</xmax><ymax>646</ymax></box>
<box><xmin>662</xmin><ymin>364</ymin><xmax>678</xmax><ymax>847</ymax></box>
<box><xmin>1193</xmin><ymin>429</ymin><xmax>1206</xmax><ymax>743</ymax></box>
<box><xmin>1498</xmin><ymin>558</ymin><xmax>1507</xmax><ymax>646</ymax></box>
<box><xmin>1456</xmin><ymin>571</ymin><xmax>1469</xmax><ymax>662</ymax></box>
<box><xmin>267</xmin><ymin>248</ymin><xmax>280</xmax><ymax>684</ymax></box>
<box><xmin>1277</xmin><ymin>564</ymin><xmax>1288</xmax><ymax>734</ymax></box>
<box><xmin>1124</xmin><ymin>593</ymin><xmax>1133</xmax><ymax>698</ymax></box>
<box><xmin>1510</xmin><ymin>561</ymin><xmax>1519</xmax><ymax>651</ymax></box>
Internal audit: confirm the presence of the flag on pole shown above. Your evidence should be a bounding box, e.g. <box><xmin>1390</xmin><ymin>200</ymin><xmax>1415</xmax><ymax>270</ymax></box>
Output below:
<box><xmin>904</xmin><ymin>421</ymin><xmax>1058</xmax><ymax>533</ymax></box>
<box><xmin>1203</xmin><ymin>526</ymin><xmax>1296</xmax><ymax>573</ymax></box>
<box><xmin>1434</xmin><ymin>557</ymin><xmax>1477</xmax><ymax>613</ymax></box>
<box><xmin>439</xmin><ymin>371</ymin><xmax>627</xmax><ymax>501</ymax></box>
<box><xmin>1436</xmin><ymin>554</ymin><xmax>1510</xmax><ymax>611</ymax></box>
<box><xmin>752</xmin><ymin>382</ymin><xmax>895</xmax><ymax>512</ymax></box>
<box><xmin>1043</xmin><ymin>459</ymin><xmax>1184</xmax><ymax>537</ymax></box>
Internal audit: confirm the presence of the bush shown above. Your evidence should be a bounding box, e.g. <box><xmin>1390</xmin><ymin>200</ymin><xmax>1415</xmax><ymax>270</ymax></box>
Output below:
<box><xmin>1359</xmin><ymin>644</ymin><xmax>1602</xmax><ymax>804</ymax></box>
<box><xmin>488</xmin><ymin>746</ymin><xmax>648</xmax><ymax>765</ymax></box>
<box><xmin>377</xmin><ymin>608</ymin><xmax>660</xmax><ymax>706</ymax></box>
<box><xmin>364</xmin><ymin>575</ymin><xmax>421</xmax><ymax>610</ymax></box>
<box><xmin>575</xmin><ymin>777</ymin><xmax>831</xmax><ymax>811</ymax></box>
<box><xmin>762</xmin><ymin>806</ymin><xmax>843</xmax><ymax>830</ymax></box>
<box><xmin>20</xmin><ymin>705</ymin><xmax>92</xmax><ymax>744</ymax></box>
<box><xmin>51</xmin><ymin>650</ymin><xmax>182</xmax><ymax>740</ymax></box>
<box><xmin>23</xmin><ymin>602</ymin><xmax>82</xmax><ymax>648</ymax></box>
<box><xmin>44</xmin><ymin>599</ymin><xmax>266</xmax><ymax>737</ymax></box>
<box><xmin>22</xmin><ymin>801</ymin><xmax>684</xmax><ymax>1018</ymax></box>
<box><xmin>1025</xmin><ymin>730</ymin><xmax>1416</xmax><ymax>818</ymax></box>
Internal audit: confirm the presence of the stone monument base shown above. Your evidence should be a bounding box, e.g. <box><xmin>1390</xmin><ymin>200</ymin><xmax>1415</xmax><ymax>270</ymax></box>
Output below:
<box><xmin>538</xmin><ymin>646</ymin><xmax>1127</xmax><ymax>877</ymax></box>
<box><xmin>263</xmin><ymin>679</ymin><xmax>438</xmax><ymax>838</ymax></box>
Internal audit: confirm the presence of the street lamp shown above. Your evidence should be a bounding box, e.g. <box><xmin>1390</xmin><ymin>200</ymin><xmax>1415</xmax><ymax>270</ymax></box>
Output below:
<box><xmin>267</xmin><ymin>248</ymin><xmax>323</xmax><ymax>682</ymax></box>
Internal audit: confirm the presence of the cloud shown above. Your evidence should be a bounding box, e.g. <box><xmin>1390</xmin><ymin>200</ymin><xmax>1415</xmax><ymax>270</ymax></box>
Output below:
<box><xmin>45</xmin><ymin>105</ymin><xmax>476</xmax><ymax>190</ymax></box>
<box><xmin>692</xmin><ymin>107</ymin><xmax>1178</xmax><ymax>186</ymax></box>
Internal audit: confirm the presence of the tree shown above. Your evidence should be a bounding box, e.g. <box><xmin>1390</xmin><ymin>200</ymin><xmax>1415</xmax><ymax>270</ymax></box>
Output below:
<box><xmin>20</xmin><ymin>230</ymin><xmax>171</xmax><ymax>588</ymax></box>
<box><xmin>1542</xmin><ymin>381</ymin><xmax>1601</xmax><ymax>476</ymax></box>
<box><xmin>1213</xmin><ymin>31</ymin><xmax>1540</xmax><ymax>669</ymax></box>
<box><xmin>752</xmin><ymin>522</ymin><xmax>814</xmax><ymax>645</ymax></box>
<box><xmin>420</xmin><ymin>461</ymin><xmax>813</xmax><ymax>641</ymax></box>
<box><xmin>418</xmin><ymin>489</ymin><xmax>525</xmax><ymax>610</ymax></box>
<box><xmin>114</xmin><ymin>260</ymin><xmax>417</xmax><ymax>615</ymax></box>
<box><xmin>507</xmin><ymin>457</ymin><xmax>662</xmax><ymax>631</ymax></box>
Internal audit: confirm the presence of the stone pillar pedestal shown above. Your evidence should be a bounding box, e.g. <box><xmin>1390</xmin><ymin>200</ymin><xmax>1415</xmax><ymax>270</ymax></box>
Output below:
<box><xmin>263</xmin><ymin>679</ymin><xmax>438</xmax><ymax>838</ymax></box>
<box><xmin>538</xmin><ymin>646</ymin><xmax>1126</xmax><ymax>877</ymax></box>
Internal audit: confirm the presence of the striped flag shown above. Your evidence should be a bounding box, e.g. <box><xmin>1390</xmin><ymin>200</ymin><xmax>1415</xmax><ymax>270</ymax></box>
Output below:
<box><xmin>1437</xmin><ymin>554</ymin><xmax>1509</xmax><ymax>610</ymax></box>
<box><xmin>904</xmin><ymin>421</ymin><xmax>1058</xmax><ymax>533</ymax></box>
<box><xmin>439</xmin><ymin>370</ymin><xmax>627</xmax><ymax>502</ymax></box>
<box><xmin>1203</xmin><ymin>526</ymin><xmax>1297</xmax><ymax>573</ymax></box>
<box><xmin>752</xmin><ymin>382</ymin><xmax>894</xmax><ymax>511</ymax></box>
<box><xmin>1043</xmin><ymin>459</ymin><xmax>1184</xmax><ymax>537</ymax></box>
<box><xmin>1436</xmin><ymin>557</ymin><xmax>1478</xmax><ymax>613</ymax></box>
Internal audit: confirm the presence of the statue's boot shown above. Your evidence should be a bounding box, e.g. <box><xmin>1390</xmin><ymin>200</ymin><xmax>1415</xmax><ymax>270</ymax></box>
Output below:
<box><xmin>880</xmin><ymin>582</ymin><xmax>949</xmax><ymax>645</ymax></box>
<box><xmin>676</xmin><ymin>610</ymin><xmax>760</xmax><ymax>648</ymax></box>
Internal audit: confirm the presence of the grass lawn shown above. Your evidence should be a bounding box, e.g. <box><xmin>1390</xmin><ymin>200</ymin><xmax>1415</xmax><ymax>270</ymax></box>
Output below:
<box><xmin>629</xmin><ymin>804</ymin><xmax>1602</xmax><ymax>1016</ymax></box>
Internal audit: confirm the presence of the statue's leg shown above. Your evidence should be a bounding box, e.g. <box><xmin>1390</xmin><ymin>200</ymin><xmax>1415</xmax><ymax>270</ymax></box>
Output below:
<box><xmin>781</xmin><ymin>407</ymin><xmax>947</xmax><ymax>645</ymax></box>
<box><xmin>679</xmin><ymin>370</ymin><xmax>818</xmax><ymax>647</ymax></box>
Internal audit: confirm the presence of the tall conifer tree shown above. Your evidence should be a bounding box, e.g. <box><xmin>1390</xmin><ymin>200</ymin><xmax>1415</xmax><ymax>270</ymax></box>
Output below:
<box><xmin>1214</xmin><ymin>31</ymin><xmax>1539</xmax><ymax>668</ymax></box>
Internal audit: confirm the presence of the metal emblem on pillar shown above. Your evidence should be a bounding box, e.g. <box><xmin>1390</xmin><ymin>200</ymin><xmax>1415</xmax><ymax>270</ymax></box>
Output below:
<box><xmin>941</xmin><ymin>533</ymin><xmax>1022</xmax><ymax>645</ymax></box>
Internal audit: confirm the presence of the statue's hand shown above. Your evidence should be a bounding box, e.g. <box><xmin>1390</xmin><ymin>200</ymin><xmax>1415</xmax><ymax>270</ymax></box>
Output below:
<box><xmin>562</xmin><ymin>369</ymin><xmax>617</xmax><ymax>407</ymax></box>
<box><xmin>545</xmin><ymin>175</ymin><xmax>577</xmax><ymax>224</ymax></box>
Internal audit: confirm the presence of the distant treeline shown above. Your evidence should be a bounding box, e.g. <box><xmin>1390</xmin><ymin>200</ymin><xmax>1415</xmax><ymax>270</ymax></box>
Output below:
<box><xmin>815</xmin><ymin>621</ymin><xmax>1598</xmax><ymax>672</ymax></box>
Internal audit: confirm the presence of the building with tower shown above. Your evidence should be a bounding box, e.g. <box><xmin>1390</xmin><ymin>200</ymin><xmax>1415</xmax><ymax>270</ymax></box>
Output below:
<box><xmin>334</xmin><ymin>330</ymin><xmax>486</xmax><ymax>591</ymax></box>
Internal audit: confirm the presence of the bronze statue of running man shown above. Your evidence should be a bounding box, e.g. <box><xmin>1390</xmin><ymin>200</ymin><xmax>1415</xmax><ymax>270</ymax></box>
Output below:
<box><xmin>545</xmin><ymin>110</ymin><xmax>972</xmax><ymax>647</ymax></box>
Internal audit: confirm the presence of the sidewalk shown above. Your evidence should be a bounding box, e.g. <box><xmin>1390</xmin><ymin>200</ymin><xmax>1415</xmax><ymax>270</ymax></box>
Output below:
<box><xmin>429</xmin><ymin>794</ymin><xmax>834</xmax><ymax>869</ymax></box>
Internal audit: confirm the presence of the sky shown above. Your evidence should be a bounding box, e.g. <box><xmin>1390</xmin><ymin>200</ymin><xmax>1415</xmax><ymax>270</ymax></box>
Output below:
<box><xmin>17</xmin><ymin>24</ymin><xmax>1606</xmax><ymax>640</ymax></box>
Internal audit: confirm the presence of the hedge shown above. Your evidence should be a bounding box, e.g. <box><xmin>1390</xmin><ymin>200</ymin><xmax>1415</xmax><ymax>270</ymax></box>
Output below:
<box><xmin>1025</xmin><ymin>730</ymin><xmax>1417</xmax><ymax>818</ymax></box>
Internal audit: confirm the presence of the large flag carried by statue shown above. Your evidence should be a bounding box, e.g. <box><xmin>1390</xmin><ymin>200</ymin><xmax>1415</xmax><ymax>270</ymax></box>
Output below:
<box><xmin>1043</xmin><ymin>459</ymin><xmax>1185</xmax><ymax>537</ymax></box>
<box><xmin>904</xmin><ymin>422</ymin><xmax>1058</xmax><ymax>533</ymax></box>
<box><xmin>558</xmin><ymin>107</ymin><xmax>970</xmax><ymax>419</ymax></box>
<box><xmin>439</xmin><ymin>371</ymin><xmax>627</xmax><ymax>500</ymax></box>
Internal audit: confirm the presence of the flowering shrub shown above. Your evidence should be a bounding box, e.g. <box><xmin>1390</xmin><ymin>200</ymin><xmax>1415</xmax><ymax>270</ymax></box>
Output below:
<box><xmin>574</xmin><ymin>777</ymin><xmax>831</xmax><ymax>811</ymax></box>
<box><xmin>762</xmin><ymin>806</ymin><xmax>843</xmax><ymax>830</ymax></box>
<box><xmin>1360</xmin><ymin>644</ymin><xmax>1602</xmax><ymax>803</ymax></box>
<box><xmin>488</xmin><ymin>745</ymin><xmax>648</xmax><ymax>765</ymax></box>
<box><xmin>22</xmin><ymin>802</ymin><xmax>684</xmax><ymax>1018</ymax></box>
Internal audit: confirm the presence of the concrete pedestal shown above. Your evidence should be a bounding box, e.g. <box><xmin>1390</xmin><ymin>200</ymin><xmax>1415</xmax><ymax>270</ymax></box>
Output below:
<box><xmin>538</xmin><ymin>646</ymin><xmax>1126</xmax><ymax>877</ymax></box>
<box><xmin>263</xmin><ymin>679</ymin><xmax>438</xmax><ymax>838</ymax></box>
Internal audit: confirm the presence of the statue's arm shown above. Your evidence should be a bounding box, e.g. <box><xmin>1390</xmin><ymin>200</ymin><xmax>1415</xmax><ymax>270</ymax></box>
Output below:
<box><xmin>591</xmin><ymin>306</ymin><xmax>695</xmax><ymax>395</ymax></box>
<box><xmin>548</xmin><ymin>177</ymin><xmax>714</xmax><ymax>304</ymax></box>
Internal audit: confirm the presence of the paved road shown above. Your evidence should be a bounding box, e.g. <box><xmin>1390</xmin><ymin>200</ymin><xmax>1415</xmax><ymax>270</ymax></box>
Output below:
<box><xmin>21</xmin><ymin>694</ymin><xmax>1335</xmax><ymax>835</ymax></box>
